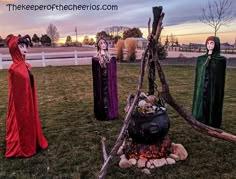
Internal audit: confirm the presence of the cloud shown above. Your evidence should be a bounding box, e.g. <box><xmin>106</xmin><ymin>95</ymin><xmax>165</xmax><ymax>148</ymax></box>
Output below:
<box><xmin>1</xmin><ymin>0</ymin><xmax>16</xmax><ymax>3</ymax></box>
<box><xmin>0</xmin><ymin>0</ymin><xmax>236</xmax><ymax>41</ymax></box>
<box><xmin>41</xmin><ymin>14</ymin><xmax>73</xmax><ymax>21</ymax></box>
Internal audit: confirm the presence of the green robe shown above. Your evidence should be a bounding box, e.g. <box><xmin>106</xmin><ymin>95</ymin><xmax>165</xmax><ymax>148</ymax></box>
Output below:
<box><xmin>192</xmin><ymin>36</ymin><xmax>226</xmax><ymax>128</ymax></box>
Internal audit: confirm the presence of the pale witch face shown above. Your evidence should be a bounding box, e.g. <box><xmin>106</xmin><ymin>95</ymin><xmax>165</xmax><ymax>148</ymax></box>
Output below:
<box><xmin>18</xmin><ymin>43</ymin><xmax>28</xmax><ymax>56</ymax></box>
<box><xmin>207</xmin><ymin>40</ymin><xmax>215</xmax><ymax>52</ymax></box>
<box><xmin>99</xmin><ymin>40</ymin><xmax>107</xmax><ymax>50</ymax></box>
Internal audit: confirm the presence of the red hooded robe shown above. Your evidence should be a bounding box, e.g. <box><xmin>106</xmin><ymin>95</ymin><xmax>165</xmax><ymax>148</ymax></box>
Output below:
<box><xmin>5</xmin><ymin>36</ymin><xmax>48</xmax><ymax>158</ymax></box>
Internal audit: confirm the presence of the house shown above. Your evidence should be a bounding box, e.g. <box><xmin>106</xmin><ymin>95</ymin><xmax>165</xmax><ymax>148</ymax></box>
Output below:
<box><xmin>132</xmin><ymin>37</ymin><xmax>148</xmax><ymax>49</ymax></box>
<box><xmin>221</xmin><ymin>42</ymin><xmax>234</xmax><ymax>50</ymax></box>
<box><xmin>106</xmin><ymin>39</ymin><xmax>115</xmax><ymax>48</ymax></box>
<box><xmin>188</xmin><ymin>43</ymin><xmax>205</xmax><ymax>49</ymax></box>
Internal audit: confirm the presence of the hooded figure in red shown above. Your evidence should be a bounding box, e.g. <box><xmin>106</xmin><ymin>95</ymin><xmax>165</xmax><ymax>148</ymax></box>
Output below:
<box><xmin>5</xmin><ymin>35</ymin><xmax>48</xmax><ymax>158</ymax></box>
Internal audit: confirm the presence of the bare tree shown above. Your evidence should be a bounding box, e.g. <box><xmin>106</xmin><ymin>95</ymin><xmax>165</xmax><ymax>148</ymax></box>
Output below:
<box><xmin>65</xmin><ymin>35</ymin><xmax>72</xmax><ymax>46</ymax></box>
<box><xmin>200</xmin><ymin>0</ymin><xmax>234</xmax><ymax>36</ymax></box>
<box><xmin>105</xmin><ymin>26</ymin><xmax>130</xmax><ymax>36</ymax></box>
<box><xmin>46</xmin><ymin>24</ymin><xmax>60</xmax><ymax>46</ymax></box>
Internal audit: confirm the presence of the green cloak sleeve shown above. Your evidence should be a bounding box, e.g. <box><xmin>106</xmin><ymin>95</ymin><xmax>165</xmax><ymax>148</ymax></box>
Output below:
<box><xmin>192</xmin><ymin>36</ymin><xmax>226</xmax><ymax>128</ymax></box>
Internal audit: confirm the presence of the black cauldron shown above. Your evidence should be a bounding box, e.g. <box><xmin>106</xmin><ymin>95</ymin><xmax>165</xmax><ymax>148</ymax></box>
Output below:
<box><xmin>128</xmin><ymin>108</ymin><xmax>170</xmax><ymax>144</ymax></box>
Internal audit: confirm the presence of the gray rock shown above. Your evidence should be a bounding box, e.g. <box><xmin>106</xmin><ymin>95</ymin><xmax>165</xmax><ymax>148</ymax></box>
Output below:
<box><xmin>166</xmin><ymin>158</ymin><xmax>176</xmax><ymax>165</ymax></box>
<box><xmin>169</xmin><ymin>153</ymin><xmax>180</xmax><ymax>161</ymax></box>
<box><xmin>153</xmin><ymin>158</ymin><xmax>167</xmax><ymax>168</ymax></box>
<box><xmin>142</xmin><ymin>168</ymin><xmax>151</xmax><ymax>175</ymax></box>
<box><xmin>129</xmin><ymin>158</ymin><xmax>137</xmax><ymax>166</ymax></box>
<box><xmin>146</xmin><ymin>161</ymin><xmax>152</xmax><ymax>168</ymax></box>
<box><xmin>119</xmin><ymin>158</ymin><xmax>132</xmax><ymax>169</ymax></box>
<box><xmin>137</xmin><ymin>158</ymin><xmax>146</xmax><ymax>168</ymax></box>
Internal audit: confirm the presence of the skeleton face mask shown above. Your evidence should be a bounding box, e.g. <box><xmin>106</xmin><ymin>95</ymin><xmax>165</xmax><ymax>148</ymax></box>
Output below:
<box><xmin>18</xmin><ymin>43</ymin><xmax>28</xmax><ymax>56</ymax></box>
<box><xmin>207</xmin><ymin>40</ymin><xmax>215</xmax><ymax>54</ymax></box>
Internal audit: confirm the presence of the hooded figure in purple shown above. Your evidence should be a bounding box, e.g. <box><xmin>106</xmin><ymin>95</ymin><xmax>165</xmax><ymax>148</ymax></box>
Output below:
<box><xmin>92</xmin><ymin>38</ymin><xmax>119</xmax><ymax>120</ymax></box>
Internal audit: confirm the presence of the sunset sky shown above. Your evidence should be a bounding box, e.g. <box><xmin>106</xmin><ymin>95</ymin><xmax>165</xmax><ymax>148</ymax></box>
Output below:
<box><xmin>0</xmin><ymin>0</ymin><xmax>236</xmax><ymax>45</ymax></box>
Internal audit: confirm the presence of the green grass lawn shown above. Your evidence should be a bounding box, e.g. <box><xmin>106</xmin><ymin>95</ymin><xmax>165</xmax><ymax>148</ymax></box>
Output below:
<box><xmin>0</xmin><ymin>64</ymin><xmax>235</xmax><ymax>179</ymax></box>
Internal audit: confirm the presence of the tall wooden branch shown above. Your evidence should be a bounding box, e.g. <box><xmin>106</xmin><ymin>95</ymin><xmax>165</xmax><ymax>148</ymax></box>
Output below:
<box><xmin>154</xmin><ymin>13</ymin><xmax>164</xmax><ymax>40</ymax></box>
<box><xmin>101</xmin><ymin>137</ymin><xmax>108</xmax><ymax>162</ymax></box>
<box><xmin>148</xmin><ymin>18</ymin><xmax>151</xmax><ymax>37</ymax></box>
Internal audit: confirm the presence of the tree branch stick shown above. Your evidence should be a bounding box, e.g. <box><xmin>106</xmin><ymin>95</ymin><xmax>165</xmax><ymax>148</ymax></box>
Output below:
<box><xmin>101</xmin><ymin>137</ymin><xmax>108</xmax><ymax>162</ymax></box>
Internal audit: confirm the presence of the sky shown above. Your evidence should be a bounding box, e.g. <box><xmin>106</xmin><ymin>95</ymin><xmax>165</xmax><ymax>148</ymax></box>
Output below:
<box><xmin>0</xmin><ymin>0</ymin><xmax>236</xmax><ymax>44</ymax></box>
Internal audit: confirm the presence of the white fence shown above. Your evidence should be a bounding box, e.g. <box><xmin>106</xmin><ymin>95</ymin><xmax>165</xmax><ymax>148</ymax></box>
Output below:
<box><xmin>0</xmin><ymin>50</ymin><xmax>97</xmax><ymax>69</ymax></box>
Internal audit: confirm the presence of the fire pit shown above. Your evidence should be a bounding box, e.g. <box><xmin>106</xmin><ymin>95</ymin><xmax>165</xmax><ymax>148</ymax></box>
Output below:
<box><xmin>117</xmin><ymin>137</ymin><xmax>188</xmax><ymax>174</ymax></box>
<box><xmin>118</xmin><ymin>92</ymin><xmax>188</xmax><ymax>174</ymax></box>
<box><xmin>125</xmin><ymin>136</ymin><xmax>172</xmax><ymax>160</ymax></box>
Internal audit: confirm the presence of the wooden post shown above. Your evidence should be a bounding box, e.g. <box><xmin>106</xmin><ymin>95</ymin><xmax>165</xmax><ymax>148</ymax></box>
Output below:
<box><xmin>0</xmin><ymin>54</ymin><xmax>3</xmax><ymax>69</ymax></box>
<box><xmin>149</xmin><ymin>6</ymin><xmax>162</xmax><ymax>95</ymax></box>
<box><xmin>151</xmin><ymin>6</ymin><xmax>162</xmax><ymax>36</ymax></box>
<box><xmin>74</xmin><ymin>50</ymin><xmax>78</xmax><ymax>65</ymax></box>
<box><xmin>42</xmin><ymin>52</ymin><xmax>46</xmax><ymax>67</ymax></box>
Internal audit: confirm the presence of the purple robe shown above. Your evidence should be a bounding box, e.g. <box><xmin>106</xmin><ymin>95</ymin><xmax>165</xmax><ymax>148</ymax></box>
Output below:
<box><xmin>92</xmin><ymin>56</ymin><xmax>119</xmax><ymax>120</ymax></box>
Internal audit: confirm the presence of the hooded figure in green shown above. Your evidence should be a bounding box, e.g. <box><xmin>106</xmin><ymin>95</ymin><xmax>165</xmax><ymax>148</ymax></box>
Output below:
<box><xmin>192</xmin><ymin>36</ymin><xmax>226</xmax><ymax>128</ymax></box>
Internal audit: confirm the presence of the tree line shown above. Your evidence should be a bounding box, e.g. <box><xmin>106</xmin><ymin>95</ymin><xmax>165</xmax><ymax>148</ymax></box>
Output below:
<box><xmin>80</xmin><ymin>26</ymin><xmax>143</xmax><ymax>45</ymax></box>
<box><xmin>1</xmin><ymin>0</ymin><xmax>233</xmax><ymax>47</ymax></box>
<box><xmin>0</xmin><ymin>24</ymin><xmax>59</xmax><ymax>47</ymax></box>
<box><xmin>31</xmin><ymin>24</ymin><xmax>59</xmax><ymax>47</ymax></box>
<box><xmin>0</xmin><ymin>25</ymin><xmax>143</xmax><ymax>47</ymax></box>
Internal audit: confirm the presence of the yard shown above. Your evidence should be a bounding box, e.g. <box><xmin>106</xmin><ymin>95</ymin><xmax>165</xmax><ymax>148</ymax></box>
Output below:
<box><xmin>0</xmin><ymin>64</ymin><xmax>235</xmax><ymax>179</ymax></box>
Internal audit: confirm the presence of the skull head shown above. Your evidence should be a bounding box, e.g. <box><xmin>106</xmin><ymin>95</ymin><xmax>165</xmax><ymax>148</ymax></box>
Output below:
<box><xmin>144</xmin><ymin>103</ymin><xmax>154</xmax><ymax>113</ymax></box>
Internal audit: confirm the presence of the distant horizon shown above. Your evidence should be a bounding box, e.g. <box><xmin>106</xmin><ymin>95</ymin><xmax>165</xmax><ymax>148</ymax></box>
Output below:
<box><xmin>1</xmin><ymin>25</ymin><xmax>235</xmax><ymax>46</ymax></box>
